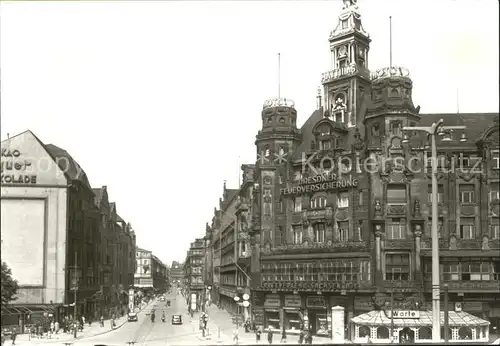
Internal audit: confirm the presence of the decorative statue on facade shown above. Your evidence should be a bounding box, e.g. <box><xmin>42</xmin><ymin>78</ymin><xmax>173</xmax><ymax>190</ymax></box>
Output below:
<box><xmin>482</xmin><ymin>235</ymin><xmax>490</xmax><ymax>250</ymax></box>
<box><xmin>413</xmin><ymin>199</ymin><xmax>421</xmax><ymax>217</ymax></box>
<box><xmin>342</xmin><ymin>0</ymin><xmax>357</xmax><ymax>10</ymax></box>
<box><xmin>374</xmin><ymin>199</ymin><xmax>383</xmax><ymax>216</ymax></box>
<box><xmin>263</xmin><ymin>188</ymin><xmax>272</xmax><ymax>217</ymax></box>
<box><xmin>240</xmin><ymin>210</ymin><xmax>249</xmax><ymax>231</ymax></box>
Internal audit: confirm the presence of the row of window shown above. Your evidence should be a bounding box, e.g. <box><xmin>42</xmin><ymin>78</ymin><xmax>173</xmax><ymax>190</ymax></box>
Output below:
<box><xmin>438</xmin><ymin>262</ymin><xmax>500</xmax><ymax>281</ymax></box>
<box><xmin>385</xmin><ymin>184</ymin><xmax>499</xmax><ymax>205</ymax></box>
<box><xmin>387</xmin><ymin>256</ymin><xmax>500</xmax><ymax>282</ymax></box>
<box><xmin>288</xmin><ymin>222</ymin><xmax>362</xmax><ymax>244</ymax></box>
<box><xmin>261</xmin><ymin>260</ymin><xmax>371</xmax><ymax>282</ymax></box>
<box><xmin>267</xmin><ymin>220</ymin><xmax>499</xmax><ymax>245</ymax></box>
<box><xmin>292</xmin><ymin>192</ymin><xmax>353</xmax><ymax>212</ymax></box>
<box><xmin>288</xmin><ymin>185</ymin><xmax>499</xmax><ymax>213</ymax></box>
<box><xmin>424</xmin><ymin>151</ymin><xmax>500</xmax><ymax>169</ymax></box>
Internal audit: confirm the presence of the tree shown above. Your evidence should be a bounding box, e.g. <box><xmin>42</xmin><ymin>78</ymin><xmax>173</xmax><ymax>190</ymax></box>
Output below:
<box><xmin>1</xmin><ymin>261</ymin><xmax>19</xmax><ymax>305</ymax></box>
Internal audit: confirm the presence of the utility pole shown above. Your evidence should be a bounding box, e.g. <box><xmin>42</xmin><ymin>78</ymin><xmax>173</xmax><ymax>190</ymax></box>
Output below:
<box><xmin>390</xmin><ymin>283</ymin><xmax>394</xmax><ymax>343</ymax></box>
<box><xmin>444</xmin><ymin>284</ymin><xmax>449</xmax><ymax>343</ymax></box>
<box><xmin>74</xmin><ymin>251</ymin><xmax>78</xmax><ymax>338</ymax></box>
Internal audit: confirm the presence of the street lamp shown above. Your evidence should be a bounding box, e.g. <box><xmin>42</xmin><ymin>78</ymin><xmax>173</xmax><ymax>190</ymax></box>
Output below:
<box><xmin>402</xmin><ymin>119</ymin><xmax>467</xmax><ymax>342</ymax></box>
<box><xmin>234</xmin><ymin>296</ymin><xmax>241</xmax><ymax>330</ymax></box>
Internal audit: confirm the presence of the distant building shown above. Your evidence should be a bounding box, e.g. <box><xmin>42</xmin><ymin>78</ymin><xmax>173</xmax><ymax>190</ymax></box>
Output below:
<box><xmin>93</xmin><ymin>186</ymin><xmax>137</xmax><ymax>316</ymax></box>
<box><xmin>170</xmin><ymin>261</ymin><xmax>184</xmax><ymax>285</ymax></box>
<box><xmin>134</xmin><ymin>246</ymin><xmax>167</xmax><ymax>293</ymax></box>
<box><xmin>184</xmin><ymin>239</ymin><xmax>205</xmax><ymax>311</ymax></box>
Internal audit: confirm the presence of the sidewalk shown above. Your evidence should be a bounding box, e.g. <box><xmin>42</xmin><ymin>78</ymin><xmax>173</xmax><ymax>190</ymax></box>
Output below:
<box><xmin>196</xmin><ymin>304</ymin><xmax>334</xmax><ymax>345</ymax></box>
<box><xmin>14</xmin><ymin>300</ymin><xmax>154</xmax><ymax>345</ymax></box>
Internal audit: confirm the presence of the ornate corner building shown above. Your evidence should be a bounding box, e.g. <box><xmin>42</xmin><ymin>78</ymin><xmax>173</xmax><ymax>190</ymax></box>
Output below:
<box><xmin>234</xmin><ymin>0</ymin><xmax>500</xmax><ymax>339</ymax></box>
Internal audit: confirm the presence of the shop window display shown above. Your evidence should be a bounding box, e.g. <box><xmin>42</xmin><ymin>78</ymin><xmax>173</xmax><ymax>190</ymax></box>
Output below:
<box><xmin>315</xmin><ymin>314</ymin><xmax>328</xmax><ymax>335</ymax></box>
<box><xmin>284</xmin><ymin>311</ymin><xmax>301</xmax><ymax>331</ymax></box>
<box><xmin>265</xmin><ymin>311</ymin><xmax>280</xmax><ymax>331</ymax></box>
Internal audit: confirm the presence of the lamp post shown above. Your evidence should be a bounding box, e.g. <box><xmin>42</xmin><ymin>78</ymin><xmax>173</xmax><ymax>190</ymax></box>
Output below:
<box><xmin>443</xmin><ymin>283</ymin><xmax>449</xmax><ymax>343</ymax></box>
<box><xmin>402</xmin><ymin>119</ymin><xmax>466</xmax><ymax>342</ymax></box>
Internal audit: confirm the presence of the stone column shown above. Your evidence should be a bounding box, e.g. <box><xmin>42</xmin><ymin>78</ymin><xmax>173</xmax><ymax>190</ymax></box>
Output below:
<box><xmin>414</xmin><ymin>226</ymin><xmax>422</xmax><ymax>272</ymax></box>
<box><xmin>374</xmin><ymin>225</ymin><xmax>383</xmax><ymax>272</ymax></box>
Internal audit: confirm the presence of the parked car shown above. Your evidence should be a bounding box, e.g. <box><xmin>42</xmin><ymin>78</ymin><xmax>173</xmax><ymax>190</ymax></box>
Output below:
<box><xmin>171</xmin><ymin>314</ymin><xmax>182</xmax><ymax>325</ymax></box>
<box><xmin>127</xmin><ymin>312</ymin><xmax>138</xmax><ymax>322</ymax></box>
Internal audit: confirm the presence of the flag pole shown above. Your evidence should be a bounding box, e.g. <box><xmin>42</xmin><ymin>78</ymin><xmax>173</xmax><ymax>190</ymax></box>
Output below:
<box><xmin>389</xmin><ymin>16</ymin><xmax>393</xmax><ymax>68</ymax></box>
<box><xmin>278</xmin><ymin>53</ymin><xmax>281</xmax><ymax>99</ymax></box>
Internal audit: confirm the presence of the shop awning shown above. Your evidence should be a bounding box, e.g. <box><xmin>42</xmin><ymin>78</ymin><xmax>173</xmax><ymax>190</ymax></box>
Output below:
<box><xmin>351</xmin><ymin>310</ymin><xmax>490</xmax><ymax>327</ymax></box>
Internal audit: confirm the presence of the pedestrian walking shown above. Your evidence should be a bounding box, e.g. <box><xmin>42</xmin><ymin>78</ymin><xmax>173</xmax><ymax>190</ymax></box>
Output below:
<box><xmin>268</xmin><ymin>329</ymin><xmax>274</xmax><ymax>344</ymax></box>
<box><xmin>298</xmin><ymin>331</ymin><xmax>304</xmax><ymax>345</ymax></box>
<box><xmin>233</xmin><ymin>328</ymin><xmax>239</xmax><ymax>345</ymax></box>
<box><xmin>255</xmin><ymin>328</ymin><xmax>262</xmax><ymax>343</ymax></box>
<box><xmin>10</xmin><ymin>328</ymin><xmax>16</xmax><ymax>346</ymax></box>
<box><xmin>55</xmin><ymin>321</ymin><xmax>60</xmax><ymax>334</ymax></box>
<box><xmin>100</xmin><ymin>316</ymin><xmax>104</xmax><ymax>327</ymax></box>
<box><xmin>82</xmin><ymin>316</ymin><xmax>86</xmax><ymax>325</ymax></box>
<box><xmin>306</xmin><ymin>332</ymin><xmax>313</xmax><ymax>345</ymax></box>
<box><xmin>280</xmin><ymin>330</ymin><xmax>287</xmax><ymax>343</ymax></box>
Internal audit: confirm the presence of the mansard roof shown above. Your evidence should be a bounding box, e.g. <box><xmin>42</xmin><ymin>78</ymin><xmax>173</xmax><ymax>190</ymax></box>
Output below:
<box><xmin>45</xmin><ymin>143</ymin><xmax>92</xmax><ymax>189</ymax></box>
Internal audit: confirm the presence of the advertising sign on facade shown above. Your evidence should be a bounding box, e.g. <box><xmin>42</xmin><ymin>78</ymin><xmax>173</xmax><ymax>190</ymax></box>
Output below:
<box><xmin>264</xmin><ymin>294</ymin><xmax>281</xmax><ymax>308</ymax></box>
<box><xmin>306</xmin><ymin>296</ymin><xmax>326</xmax><ymax>309</ymax></box>
<box><xmin>280</xmin><ymin>174</ymin><xmax>358</xmax><ymax>195</ymax></box>
<box><xmin>1</xmin><ymin>148</ymin><xmax>38</xmax><ymax>184</ymax></box>
<box><xmin>284</xmin><ymin>295</ymin><xmax>302</xmax><ymax>308</ymax></box>
<box><xmin>129</xmin><ymin>289</ymin><xmax>135</xmax><ymax>311</ymax></box>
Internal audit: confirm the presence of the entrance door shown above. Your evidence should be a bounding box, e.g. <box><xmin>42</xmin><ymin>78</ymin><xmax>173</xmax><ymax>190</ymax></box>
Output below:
<box><xmin>399</xmin><ymin>327</ymin><xmax>415</xmax><ymax>344</ymax></box>
<box><xmin>308</xmin><ymin>311</ymin><xmax>317</xmax><ymax>334</ymax></box>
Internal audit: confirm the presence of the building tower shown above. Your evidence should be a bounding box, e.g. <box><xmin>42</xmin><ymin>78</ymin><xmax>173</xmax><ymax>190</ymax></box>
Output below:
<box><xmin>321</xmin><ymin>0</ymin><xmax>371</xmax><ymax>128</ymax></box>
<box><xmin>253</xmin><ymin>98</ymin><xmax>302</xmax><ymax>271</ymax></box>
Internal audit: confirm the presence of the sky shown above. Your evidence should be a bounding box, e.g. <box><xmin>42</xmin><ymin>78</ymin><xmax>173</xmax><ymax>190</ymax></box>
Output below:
<box><xmin>1</xmin><ymin>0</ymin><xmax>498</xmax><ymax>265</ymax></box>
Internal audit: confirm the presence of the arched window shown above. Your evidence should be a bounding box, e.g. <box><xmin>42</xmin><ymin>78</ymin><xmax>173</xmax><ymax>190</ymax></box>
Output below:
<box><xmin>310</xmin><ymin>195</ymin><xmax>327</xmax><ymax>209</ymax></box>
<box><xmin>458</xmin><ymin>327</ymin><xmax>472</xmax><ymax>340</ymax></box>
<box><xmin>275</xmin><ymin>227</ymin><xmax>284</xmax><ymax>246</ymax></box>
<box><xmin>376</xmin><ymin>326</ymin><xmax>389</xmax><ymax>339</ymax></box>
<box><xmin>359</xmin><ymin>326</ymin><xmax>370</xmax><ymax>338</ymax></box>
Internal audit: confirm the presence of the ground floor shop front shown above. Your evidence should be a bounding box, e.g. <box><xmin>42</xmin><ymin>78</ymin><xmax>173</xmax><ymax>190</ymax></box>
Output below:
<box><xmin>251</xmin><ymin>291</ymin><xmax>374</xmax><ymax>337</ymax></box>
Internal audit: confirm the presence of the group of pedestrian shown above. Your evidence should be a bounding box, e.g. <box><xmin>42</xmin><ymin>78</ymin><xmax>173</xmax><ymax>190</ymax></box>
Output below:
<box><xmin>1</xmin><ymin>329</ymin><xmax>16</xmax><ymax>346</ymax></box>
<box><xmin>251</xmin><ymin>328</ymin><xmax>293</xmax><ymax>344</ymax></box>
<box><xmin>298</xmin><ymin>330</ymin><xmax>313</xmax><ymax>344</ymax></box>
